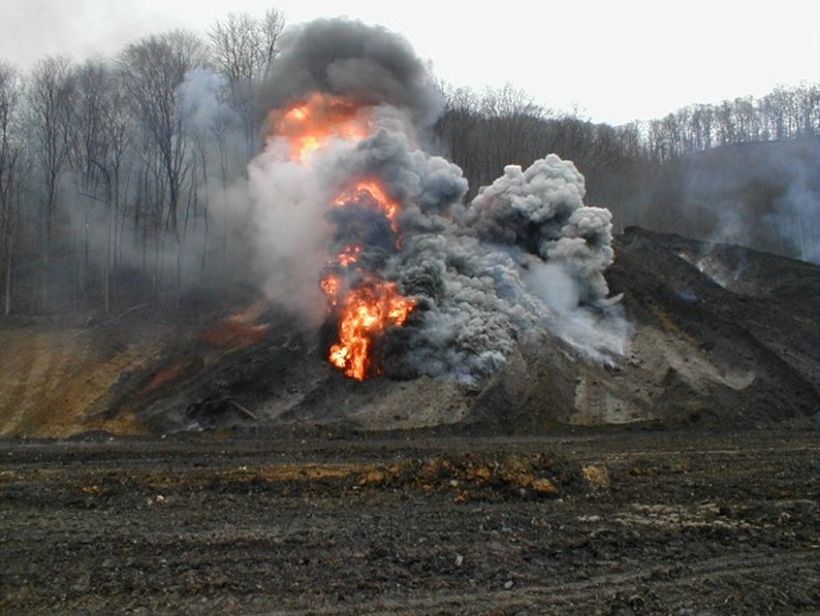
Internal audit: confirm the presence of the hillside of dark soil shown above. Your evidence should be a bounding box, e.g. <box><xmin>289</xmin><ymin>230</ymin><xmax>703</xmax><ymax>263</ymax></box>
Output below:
<box><xmin>1</xmin><ymin>227</ymin><xmax>817</xmax><ymax>438</ymax></box>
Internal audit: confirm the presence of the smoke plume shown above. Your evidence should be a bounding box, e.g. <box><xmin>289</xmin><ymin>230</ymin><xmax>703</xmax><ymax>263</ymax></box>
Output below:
<box><xmin>239</xmin><ymin>18</ymin><xmax>628</xmax><ymax>383</ymax></box>
<box><xmin>257</xmin><ymin>18</ymin><xmax>444</xmax><ymax>128</ymax></box>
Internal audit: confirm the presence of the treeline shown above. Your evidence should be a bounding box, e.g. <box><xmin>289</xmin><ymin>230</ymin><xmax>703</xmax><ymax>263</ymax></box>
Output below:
<box><xmin>0</xmin><ymin>10</ymin><xmax>818</xmax><ymax>317</ymax></box>
<box><xmin>434</xmin><ymin>83</ymin><xmax>819</xmax><ymax>259</ymax></box>
<box><xmin>0</xmin><ymin>11</ymin><xmax>285</xmax><ymax>316</ymax></box>
<box><xmin>645</xmin><ymin>86</ymin><xmax>818</xmax><ymax>161</ymax></box>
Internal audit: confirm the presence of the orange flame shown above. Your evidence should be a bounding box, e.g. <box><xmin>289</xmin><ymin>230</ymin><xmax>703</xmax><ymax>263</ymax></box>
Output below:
<box><xmin>323</xmin><ymin>179</ymin><xmax>413</xmax><ymax>379</ymax></box>
<box><xmin>267</xmin><ymin>92</ymin><xmax>413</xmax><ymax>381</ymax></box>
<box><xmin>336</xmin><ymin>244</ymin><xmax>362</xmax><ymax>267</ymax></box>
<box><xmin>332</xmin><ymin>180</ymin><xmax>401</xmax><ymax>234</ymax></box>
<box><xmin>327</xmin><ymin>282</ymin><xmax>415</xmax><ymax>381</ymax></box>
<box><xmin>266</xmin><ymin>92</ymin><xmax>370</xmax><ymax>160</ymax></box>
<box><xmin>320</xmin><ymin>273</ymin><xmax>343</xmax><ymax>308</ymax></box>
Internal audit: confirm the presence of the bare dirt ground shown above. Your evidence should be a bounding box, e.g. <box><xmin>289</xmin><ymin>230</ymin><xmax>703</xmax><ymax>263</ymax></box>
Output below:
<box><xmin>1</xmin><ymin>428</ymin><xmax>816</xmax><ymax>615</ymax></box>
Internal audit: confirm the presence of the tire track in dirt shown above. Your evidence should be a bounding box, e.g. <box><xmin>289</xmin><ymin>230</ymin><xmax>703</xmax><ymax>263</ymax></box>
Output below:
<box><xmin>294</xmin><ymin>551</ymin><xmax>816</xmax><ymax>615</ymax></box>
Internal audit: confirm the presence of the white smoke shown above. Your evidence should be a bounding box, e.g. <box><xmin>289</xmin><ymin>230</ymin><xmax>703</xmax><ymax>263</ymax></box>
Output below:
<box><xmin>246</xmin><ymin>149</ymin><xmax>332</xmax><ymax>325</ymax></box>
<box><xmin>526</xmin><ymin>261</ymin><xmax>629</xmax><ymax>363</ymax></box>
<box><xmin>177</xmin><ymin>68</ymin><xmax>232</xmax><ymax>135</ymax></box>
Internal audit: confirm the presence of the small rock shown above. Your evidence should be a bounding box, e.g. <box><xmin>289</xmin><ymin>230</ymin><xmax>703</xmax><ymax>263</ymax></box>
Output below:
<box><xmin>504</xmin><ymin>580</ymin><xmax>514</xmax><ymax>590</ymax></box>
<box><xmin>582</xmin><ymin>465</ymin><xmax>610</xmax><ymax>489</ymax></box>
<box><xmin>578</xmin><ymin>514</ymin><xmax>601</xmax><ymax>523</ymax></box>
<box><xmin>359</xmin><ymin>469</ymin><xmax>386</xmax><ymax>486</ymax></box>
<box><xmin>471</xmin><ymin>466</ymin><xmax>492</xmax><ymax>481</ymax></box>
<box><xmin>531</xmin><ymin>478</ymin><xmax>558</xmax><ymax>495</ymax></box>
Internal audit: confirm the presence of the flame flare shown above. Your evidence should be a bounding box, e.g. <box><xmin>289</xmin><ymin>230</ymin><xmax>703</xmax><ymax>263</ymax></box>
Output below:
<box><xmin>336</xmin><ymin>244</ymin><xmax>362</xmax><ymax>267</ymax></box>
<box><xmin>267</xmin><ymin>92</ymin><xmax>415</xmax><ymax>380</ymax></box>
<box><xmin>266</xmin><ymin>92</ymin><xmax>370</xmax><ymax>161</ymax></box>
<box><xmin>332</xmin><ymin>180</ymin><xmax>402</xmax><ymax>234</ymax></box>
<box><xmin>328</xmin><ymin>282</ymin><xmax>415</xmax><ymax>380</ymax></box>
<box><xmin>323</xmin><ymin>178</ymin><xmax>412</xmax><ymax>378</ymax></box>
<box><xmin>320</xmin><ymin>273</ymin><xmax>343</xmax><ymax>308</ymax></box>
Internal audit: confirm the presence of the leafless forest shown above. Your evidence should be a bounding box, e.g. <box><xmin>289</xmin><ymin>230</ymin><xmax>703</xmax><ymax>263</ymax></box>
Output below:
<box><xmin>0</xmin><ymin>10</ymin><xmax>817</xmax><ymax>317</ymax></box>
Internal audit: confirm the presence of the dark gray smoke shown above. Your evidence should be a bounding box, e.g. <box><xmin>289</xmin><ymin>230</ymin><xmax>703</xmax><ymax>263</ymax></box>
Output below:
<box><xmin>257</xmin><ymin>18</ymin><xmax>443</xmax><ymax>127</ymax></box>
<box><xmin>238</xmin><ymin>18</ymin><xmax>629</xmax><ymax>383</ymax></box>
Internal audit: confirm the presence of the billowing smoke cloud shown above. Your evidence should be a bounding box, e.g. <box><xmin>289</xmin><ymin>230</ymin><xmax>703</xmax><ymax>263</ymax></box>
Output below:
<box><xmin>237</xmin><ymin>18</ymin><xmax>629</xmax><ymax>383</ymax></box>
<box><xmin>466</xmin><ymin>156</ymin><xmax>615</xmax><ymax>303</ymax></box>
<box><xmin>382</xmin><ymin>151</ymin><xmax>627</xmax><ymax>381</ymax></box>
<box><xmin>257</xmin><ymin>18</ymin><xmax>443</xmax><ymax>128</ymax></box>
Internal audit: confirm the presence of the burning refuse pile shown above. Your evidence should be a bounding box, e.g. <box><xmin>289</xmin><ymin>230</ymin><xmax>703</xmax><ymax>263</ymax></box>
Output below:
<box><xmin>244</xmin><ymin>18</ymin><xmax>627</xmax><ymax>384</ymax></box>
<box><xmin>4</xmin><ymin>21</ymin><xmax>820</xmax><ymax>441</ymax></box>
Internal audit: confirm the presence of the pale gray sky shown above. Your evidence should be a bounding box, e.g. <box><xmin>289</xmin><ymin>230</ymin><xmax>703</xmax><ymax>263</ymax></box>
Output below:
<box><xmin>1</xmin><ymin>0</ymin><xmax>817</xmax><ymax>125</ymax></box>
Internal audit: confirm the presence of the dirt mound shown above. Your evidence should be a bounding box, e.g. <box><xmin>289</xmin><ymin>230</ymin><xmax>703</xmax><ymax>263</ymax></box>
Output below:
<box><xmin>0</xmin><ymin>227</ymin><xmax>816</xmax><ymax>437</ymax></box>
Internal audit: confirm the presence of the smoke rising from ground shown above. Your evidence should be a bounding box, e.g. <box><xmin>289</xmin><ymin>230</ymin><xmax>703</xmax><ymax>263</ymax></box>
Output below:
<box><xmin>232</xmin><ymin>18</ymin><xmax>629</xmax><ymax>383</ymax></box>
<box><xmin>651</xmin><ymin>136</ymin><xmax>820</xmax><ymax>265</ymax></box>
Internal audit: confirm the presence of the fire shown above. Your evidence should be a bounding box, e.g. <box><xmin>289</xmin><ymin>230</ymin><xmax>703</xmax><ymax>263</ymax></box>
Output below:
<box><xmin>267</xmin><ymin>92</ymin><xmax>414</xmax><ymax>381</ymax></box>
<box><xmin>320</xmin><ymin>273</ymin><xmax>342</xmax><ymax>308</ymax></box>
<box><xmin>336</xmin><ymin>244</ymin><xmax>362</xmax><ymax>267</ymax></box>
<box><xmin>323</xmin><ymin>178</ymin><xmax>412</xmax><ymax>379</ymax></box>
<box><xmin>327</xmin><ymin>282</ymin><xmax>415</xmax><ymax>381</ymax></box>
<box><xmin>332</xmin><ymin>180</ymin><xmax>401</xmax><ymax>234</ymax></box>
<box><xmin>266</xmin><ymin>92</ymin><xmax>370</xmax><ymax>161</ymax></box>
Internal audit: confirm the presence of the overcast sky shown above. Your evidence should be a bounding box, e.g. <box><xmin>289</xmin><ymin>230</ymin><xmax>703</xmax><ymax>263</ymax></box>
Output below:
<box><xmin>1</xmin><ymin>0</ymin><xmax>817</xmax><ymax>125</ymax></box>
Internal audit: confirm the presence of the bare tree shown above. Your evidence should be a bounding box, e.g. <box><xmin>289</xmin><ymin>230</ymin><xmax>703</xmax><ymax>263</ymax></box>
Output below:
<box><xmin>260</xmin><ymin>9</ymin><xmax>286</xmax><ymax>80</ymax></box>
<box><xmin>209</xmin><ymin>9</ymin><xmax>285</xmax><ymax>154</ymax></box>
<box><xmin>72</xmin><ymin>60</ymin><xmax>109</xmax><ymax>299</ymax></box>
<box><xmin>0</xmin><ymin>62</ymin><xmax>23</xmax><ymax>315</ymax></box>
<box><xmin>27</xmin><ymin>56</ymin><xmax>75</xmax><ymax>311</ymax></box>
<box><xmin>71</xmin><ymin>60</ymin><xmax>132</xmax><ymax>311</ymax></box>
<box><xmin>120</xmin><ymin>31</ymin><xmax>209</xmax><ymax>300</ymax></box>
<box><xmin>121</xmin><ymin>31</ymin><xmax>209</xmax><ymax>235</ymax></box>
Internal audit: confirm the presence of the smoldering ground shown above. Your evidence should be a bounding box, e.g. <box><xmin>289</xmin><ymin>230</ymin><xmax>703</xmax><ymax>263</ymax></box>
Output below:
<box><xmin>651</xmin><ymin>136</ymin><xmax>820</xmax><ymax>264</ymax></box>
